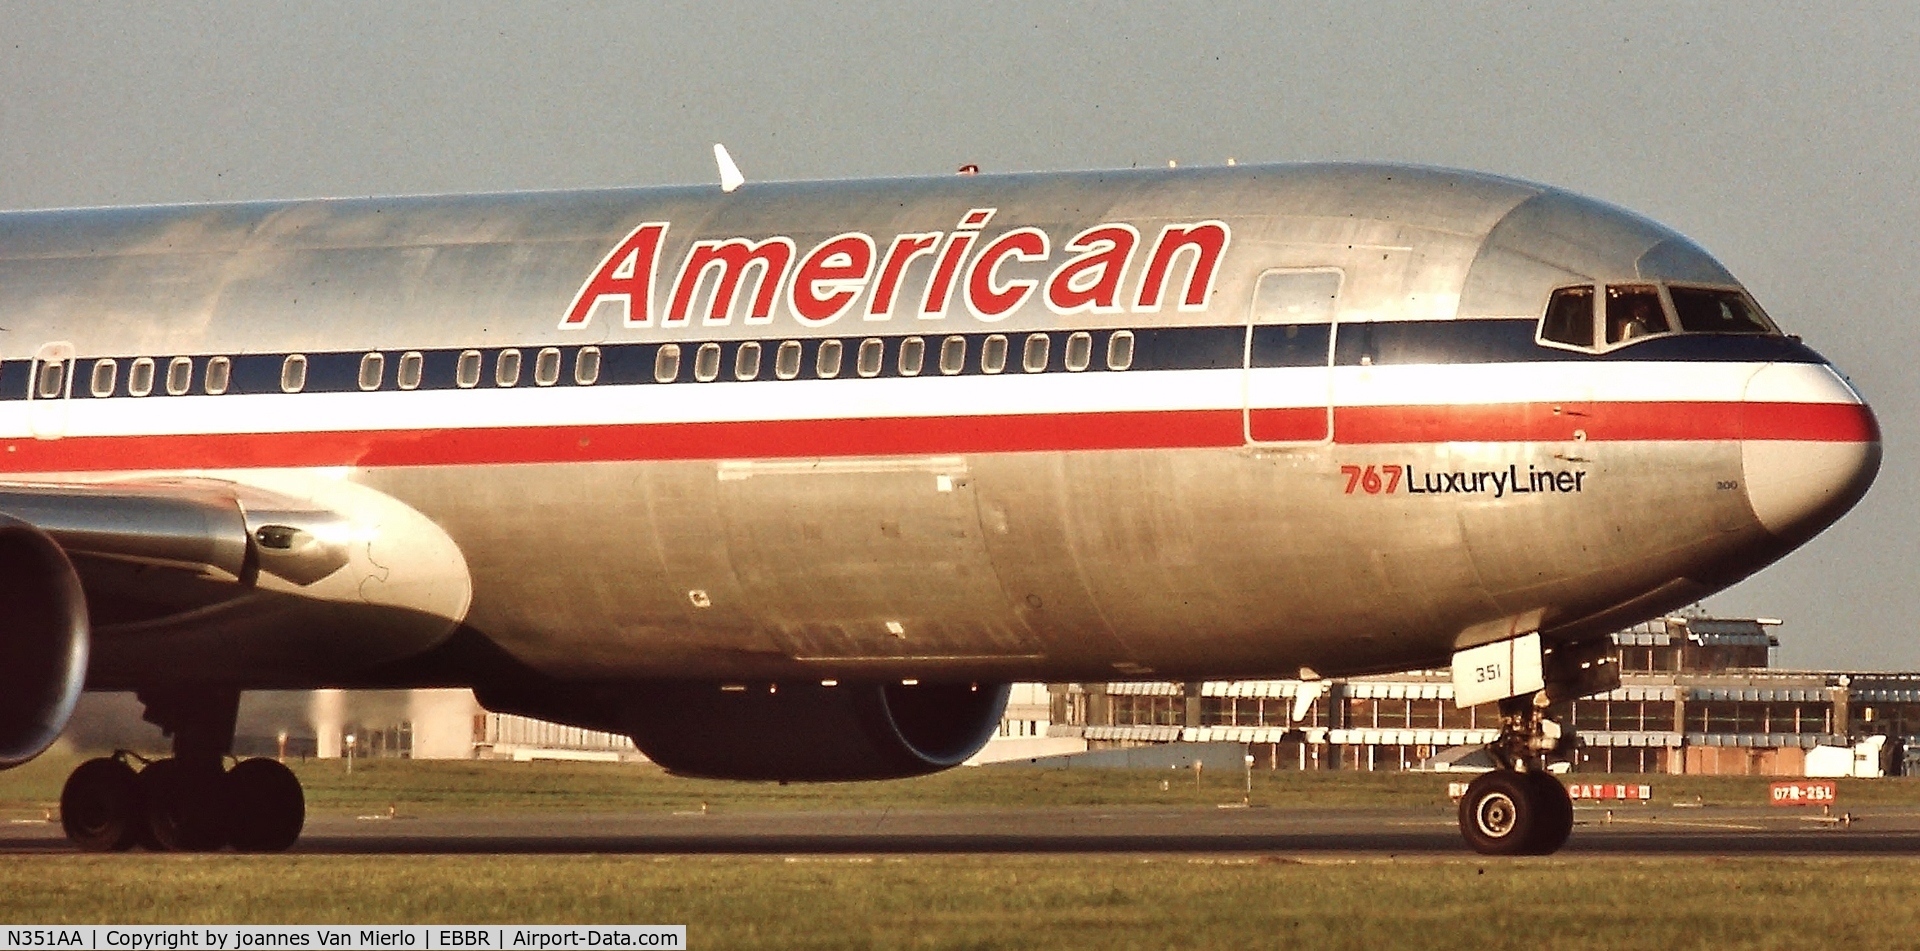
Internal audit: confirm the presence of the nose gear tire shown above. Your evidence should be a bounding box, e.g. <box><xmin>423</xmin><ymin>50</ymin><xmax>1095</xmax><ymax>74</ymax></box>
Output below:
<box><xmin>1458</xmin><ymin>770</ymin><xmax>1573</xmax><ymax>856</ymax></box>
<box><xmin>1459</xmin><ymin>771</ymin><xmax>1536</xmax><ymax>855</ymax></box>
<box><xmin>1524</xmin><ymin>771</ymin><xmax>1574</xmax><ymax>855</ymax></box>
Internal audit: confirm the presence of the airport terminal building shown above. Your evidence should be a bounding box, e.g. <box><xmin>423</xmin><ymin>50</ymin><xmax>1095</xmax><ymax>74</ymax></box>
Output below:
<box><xmin>1051</xmin><ymin>615</ymin><xmax>1920</xmax><ymax>777</ymax></box>
<box><xmin>61</xmin><ymin>614</ymin><xmax>1918</xmax><ymax>778</ymax></box>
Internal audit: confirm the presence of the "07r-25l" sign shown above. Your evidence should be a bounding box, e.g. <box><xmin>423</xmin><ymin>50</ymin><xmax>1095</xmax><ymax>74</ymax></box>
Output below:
<box><xmin>1769</xmin><ymin>781</ymin><xmax>1837</xmax><ymax>805</ymax></box>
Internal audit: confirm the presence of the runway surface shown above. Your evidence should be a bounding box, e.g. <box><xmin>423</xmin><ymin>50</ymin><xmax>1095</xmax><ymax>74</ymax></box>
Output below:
<box><xmin>8</xmin><ymin>803</ymin><xmax>1920</xmax><ymax>856</ymax></box>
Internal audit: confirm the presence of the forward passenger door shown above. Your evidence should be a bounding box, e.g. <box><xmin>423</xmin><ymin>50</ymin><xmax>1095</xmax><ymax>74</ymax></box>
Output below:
<box><xmin>1243</xmin><ymin>269</ymin><xmax>1341</xmax><ymax>444</ymax></box>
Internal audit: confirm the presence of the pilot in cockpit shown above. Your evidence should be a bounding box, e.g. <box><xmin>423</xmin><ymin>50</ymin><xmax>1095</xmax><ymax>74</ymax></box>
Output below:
<box><xmin>1606</xmin><ymin>288</ymin><xmax>1667</xmax><ymax>344</ymax></box>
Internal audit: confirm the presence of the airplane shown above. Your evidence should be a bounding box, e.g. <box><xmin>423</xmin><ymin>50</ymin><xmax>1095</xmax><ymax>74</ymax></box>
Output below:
<box><xmin>0</xmin><ymin>157</ymin><xmax>1877</xmax><ymax>856</ymax></box>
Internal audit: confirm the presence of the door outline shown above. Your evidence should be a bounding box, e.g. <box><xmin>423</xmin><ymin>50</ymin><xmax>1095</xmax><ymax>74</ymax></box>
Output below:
<box><xmin>28</xmin><ymin>341</ymin><xmax>76</xmax><ymax>440</ymax></box>
<box><xmin>1243</xmin><ymin>268</ymin><xmax>1342</xmax><ymax>446</ymax></box>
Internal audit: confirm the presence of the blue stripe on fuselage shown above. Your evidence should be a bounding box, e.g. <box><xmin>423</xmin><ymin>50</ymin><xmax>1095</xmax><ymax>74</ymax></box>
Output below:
<box><xmin>0</xmin><ymin>319</ymin><xmax>1826</xmax><ymax>402</ymax></box>
<box><xmin>1328</xmin><ymin>318</ymin><xmax>1825</xmax><ymax>367</ymax></box>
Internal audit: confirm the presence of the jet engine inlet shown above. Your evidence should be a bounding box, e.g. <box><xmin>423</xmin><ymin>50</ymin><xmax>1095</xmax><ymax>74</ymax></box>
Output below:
<box><xmin>0</xmin><ymin>517</ymin><xmax>89</xmax><ymax>768</ymax></box>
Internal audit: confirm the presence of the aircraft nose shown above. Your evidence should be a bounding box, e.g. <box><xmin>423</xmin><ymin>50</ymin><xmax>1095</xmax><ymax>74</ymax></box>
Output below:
<box><xmin>1740</xmin><ymin>362</ymin><xmax>1881</xmax><ymax>540</ymax></box>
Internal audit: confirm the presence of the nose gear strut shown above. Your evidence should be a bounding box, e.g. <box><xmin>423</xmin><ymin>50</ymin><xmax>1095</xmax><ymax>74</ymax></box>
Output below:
<box><xmin>1456</xmin><ymin>691</ymin><xmax>1576</xmax><ymax>855</ymax></box>
<box><xmin>1451</xmin><ymin>633</ymin><xmax>1618</xmax><ymax>856</ymax></box>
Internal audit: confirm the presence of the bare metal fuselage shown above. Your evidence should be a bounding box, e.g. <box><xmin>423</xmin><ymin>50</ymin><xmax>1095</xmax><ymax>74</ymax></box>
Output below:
<box><xmin>0</xmin><ymin>164</ymin><xmax>1878</xmax><ymax>692</ymax></box>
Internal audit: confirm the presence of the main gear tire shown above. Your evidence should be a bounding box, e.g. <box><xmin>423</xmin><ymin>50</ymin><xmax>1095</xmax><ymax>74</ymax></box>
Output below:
<box><xmin>139</xmin><ymin>758</ymin><xmax>229</xmax><ymax>852</ymax></box>
<box><xmin>224</xmin><ymin>758</ymin><xmax>305</xmax><ymax>852</ymax></box>
<box><xmin>59</xmin><ymin>757</ymin><xmax>142</xmax><ymax>852</ymax></box>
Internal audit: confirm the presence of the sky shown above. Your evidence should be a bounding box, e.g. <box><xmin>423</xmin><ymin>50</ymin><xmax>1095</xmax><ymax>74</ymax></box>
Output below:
<box><xmin>0</xmin><ymin>1</ymin><xmax>1914</xmax><ymax>668</ymax></box>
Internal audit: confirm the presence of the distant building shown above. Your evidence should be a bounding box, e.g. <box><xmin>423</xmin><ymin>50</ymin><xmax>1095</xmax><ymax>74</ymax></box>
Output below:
<box><xmin>1048</xmin><ymin>616</ymin><xmax>1919</xmax><ymax>777</ymax></box>
<box><xmin>56</xmin><ymin>615</ymin><xmax>1916</xmax><ymax>777</ymax></box>
<box><xmin>60</xmin><ymin>682</ymin><xmax>1078</xmax><ymax>766</ymax></box>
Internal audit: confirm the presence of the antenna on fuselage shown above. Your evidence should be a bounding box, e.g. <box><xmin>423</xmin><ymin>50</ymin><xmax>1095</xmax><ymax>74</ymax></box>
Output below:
<box><xmin>714</xmin><ymin>143</ymin><xmax>745</xmax><ymax>193</ymax></box>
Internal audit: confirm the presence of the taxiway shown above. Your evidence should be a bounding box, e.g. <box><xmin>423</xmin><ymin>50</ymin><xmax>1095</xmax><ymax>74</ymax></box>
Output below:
<box><xmin>7</xmin><ymin>804</ymin><xmax>1920</xmax><ymax>856</ymax></box>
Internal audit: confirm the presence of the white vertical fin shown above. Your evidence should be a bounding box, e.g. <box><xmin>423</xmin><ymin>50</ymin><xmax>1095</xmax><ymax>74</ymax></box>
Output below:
<box><xmin>1290</xmin><ymin>680</ymin><xmax>1323</xmax><ymax>723</ymax></box>
<box><xmin>714</xmin><ymin>143</ymin><xmax>744</xmax><ymax>193</ymax></box>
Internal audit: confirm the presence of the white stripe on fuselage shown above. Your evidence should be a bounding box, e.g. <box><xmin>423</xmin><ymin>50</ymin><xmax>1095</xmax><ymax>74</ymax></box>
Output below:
<box><xmin>0</xmin><ymin>360</ymin><xmax>1851</xmax><ymax>441</ymax></box>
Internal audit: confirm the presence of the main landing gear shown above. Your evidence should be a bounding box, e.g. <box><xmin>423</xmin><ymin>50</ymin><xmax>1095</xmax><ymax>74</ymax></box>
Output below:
<box><xmin>59</xmin><ymin>752</ymin><xmax>306</xmax><ymax>852</ymax></box>
<box><xmin>57</xmin><ymin>689</ymin><xmax>306</xmax><ymax>853</ymax></box>
<box><xmin>1455</xmin><ymin>693</ymin><xmax>1575</xmax><ymax>856</ymax></box>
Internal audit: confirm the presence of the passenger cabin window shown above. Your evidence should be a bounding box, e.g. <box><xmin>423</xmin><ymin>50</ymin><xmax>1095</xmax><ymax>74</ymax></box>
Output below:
<box><xmin>456</xmin><ymin>350</ymin><xmax>482</xmax><ymax>388</ymax></box>
<box><xmin>575</xmin><ymin>346</ymin><xmax>602</xmax><ymax>385</ymax></box>
<box><xmin>36</xmin><ymin>360</ymin><xmax>65</xmax><ymax>400</ymax></box>
<box><xmin>693</xmin><ymin>342</ymin><xmax>722</xmax><ymax>382</ymax></box>
<box><xmin>981</xmin><ymin>335</ymin><xmax>1009</xmax><ymax>374</ymax></box>
<box><xmin>1670</xmin><ymin>287</ymin><xmax>1775</xmax><ymax>335</ymax></box>
<box><xmin>496</xmin><ymin>349</ymin><xmax>522</xmax><ymax>387</ymax></box>
<box><xmin>938</xmin><ymin>336</ymin><xmax>966</xmax><ymax>375</ymax></box>
<box><xmin>734</xmin><ymin>341</ymin><xmax>762</xmax><ymax>380</ymax></box>
<box><xmin>1605</xmin><ymin>285</ymin><xmax>1669</xmax><ymax>345</ymax></box>
<box><xmin>774</xmin><ymin>341</ymin><xmax>802</xmax><ymax>380</ymax></box>
<box><xmin>358</xmin><ymin>353</ymin><xmax>385</xmax><ymax>391</ymax></box>
<box><xmin>90</xmin><ymin>359</ymin><xmax>117</xmax><ymax>398</ymax></box>
<box><xmin>282</xmin><ymin>355</ymin><xmax>309</xmax><ymax>393</ymax></box>
<box><xmin>534</xmin><ymin>347</ymin><xmax>562</xmax><ymax>386</ymax></box>
<box><xmin>857</xmin><ymin>338</ymin><xmax>884</xmax><ymax>378</ymax></box>
<box><xmin>816</xmin><ymin>339</ymin><xmax>844</xmax><ymax>379</ymax></box>
<box><xmin>533</xmin><ymin>348</ymin><xmax>561</xmax><ymax>386</ymax></box>
<box><xmin>398</xmin><ymin>352</ymin><xmax>424</xmax><ymax>390</ymax></box>
<box><xmin>898</xmin><ymin>337</ymin><xmax>925</xmax><ymax>377</ymax></box>
<box><xmin>205</xmin><ymin>356</ymin><xmax>232</xmax><ymax>395</ymax></box>
<box><xmin>1064</xmin><ymin>332</ymin><xmax>1092</xmax><ymax>372</ymax></box>
<box><xmin>129</xmin><ymin>358</ymin><xmax>155</xmax><ymax>397</ymax></box>
<box><xmin>654</xmin><ymin>344</ymin><xmax>681</xmax><ymax>383</ymax></box>
<box><xmin>167</xmin><ymin>357</ymin><xmax>194</xmax><ymax>396</ymax></box>
<box><xmin>1022</xmin><ymin>333</ymin><xmax>1050</xmax><ymax>373</ymax></box>
<box><xmin>1539</xmin><ymin>286</ymin><xmax>1596</xmax><ymax>349</ymax></box>
<box><xmin>1106</xmin><ymin>330</ymin><xmax>1135</xmax><ymax>370</ymax></box>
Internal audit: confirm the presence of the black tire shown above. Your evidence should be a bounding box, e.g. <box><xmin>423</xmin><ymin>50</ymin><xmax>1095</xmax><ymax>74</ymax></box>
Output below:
<box><xmin>225</xmin><ymin>758</ymin><xmax>305</xmax><ymax>852</ymax></box>
<box><xmin>139</xmin><ymin>758</ymin><xmax>229</xmax><ymax>852</ymax></box>
<box><xmin>1457</xmin><ymin>770</ymin><xmax>1539</xmax><ymax>856</ymax></box>
<box><xmin>1524</xmin><ymin>772</ymin><xmax>1574</xmax><ymax>855</ymax></box>
<box><xmin>59</xmin><ymin>758</ymin><xmax>142</xmax><ymax>852</ymax></box>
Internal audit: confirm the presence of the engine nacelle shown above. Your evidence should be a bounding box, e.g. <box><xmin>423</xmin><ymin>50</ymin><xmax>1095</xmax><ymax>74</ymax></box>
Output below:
<box><xmin>0</xmin><ymin>517</ymin><xmax>89</xmax><ymax>768</ymax></box>
<box><xmin>473</xmin><ymin>678</ymin><xmax>1011</xmax><ymax>782</ymax></box>
<box><xmin>625</xmin><ymin>681</ymin><xmax>1011</xmax><ymax>781</ymax></box>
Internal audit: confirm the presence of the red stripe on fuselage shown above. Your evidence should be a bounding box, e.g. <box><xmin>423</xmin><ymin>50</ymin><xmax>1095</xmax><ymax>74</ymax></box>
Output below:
<box><xmin>1325</xmin><ymin>400</ymin><xmax>1879</xmax><ymax>444</ymax></box>
<box><xmin>0</xmin><ymin>401</ymin><xmax>1874</xmax><ymax>473</ymax></box>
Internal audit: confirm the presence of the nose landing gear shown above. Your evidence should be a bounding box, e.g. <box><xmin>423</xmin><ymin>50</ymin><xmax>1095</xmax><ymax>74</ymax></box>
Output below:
<box><xmin>1456</xmin><ymin>692</ymin><xmax>1577</xmax><ymax>856</ymax></box>
<box><xmin>1449</xmin><ymin>632</ymin><xmax>1617</xmax><ymax>856</ymax></box>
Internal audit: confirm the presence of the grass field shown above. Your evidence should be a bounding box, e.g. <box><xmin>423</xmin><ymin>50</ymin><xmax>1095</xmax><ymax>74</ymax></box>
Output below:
<box><xmin>8</xmin><ymin>756</ymin><xmax>1920</xmax><ymax>948</ymax></box>
<box><xmin>2</xmin><ymin>854</ymin><xmax>1917</xmax><ymax>950</ymax></box>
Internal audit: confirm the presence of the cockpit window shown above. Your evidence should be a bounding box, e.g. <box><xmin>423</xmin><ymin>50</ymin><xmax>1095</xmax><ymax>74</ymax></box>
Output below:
<box><xmin>1540</xmin><ymin>282</ymin><xmax>1780</xmax><ymax>353</ymax></box>
<box><xmin>1669</xmin><ymin>286</ymin><xmax>1775</xmax><ymax>335</ymax></box>
<box><xmin>1605</xmin><ymin>285</ymin><xmax>1669</xmax><ymax>345</ymax></box>
<box><xmin>1539</xmin><ymin>286</ymin><xmax>1596</xmax><ymax>348</ymax></box>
